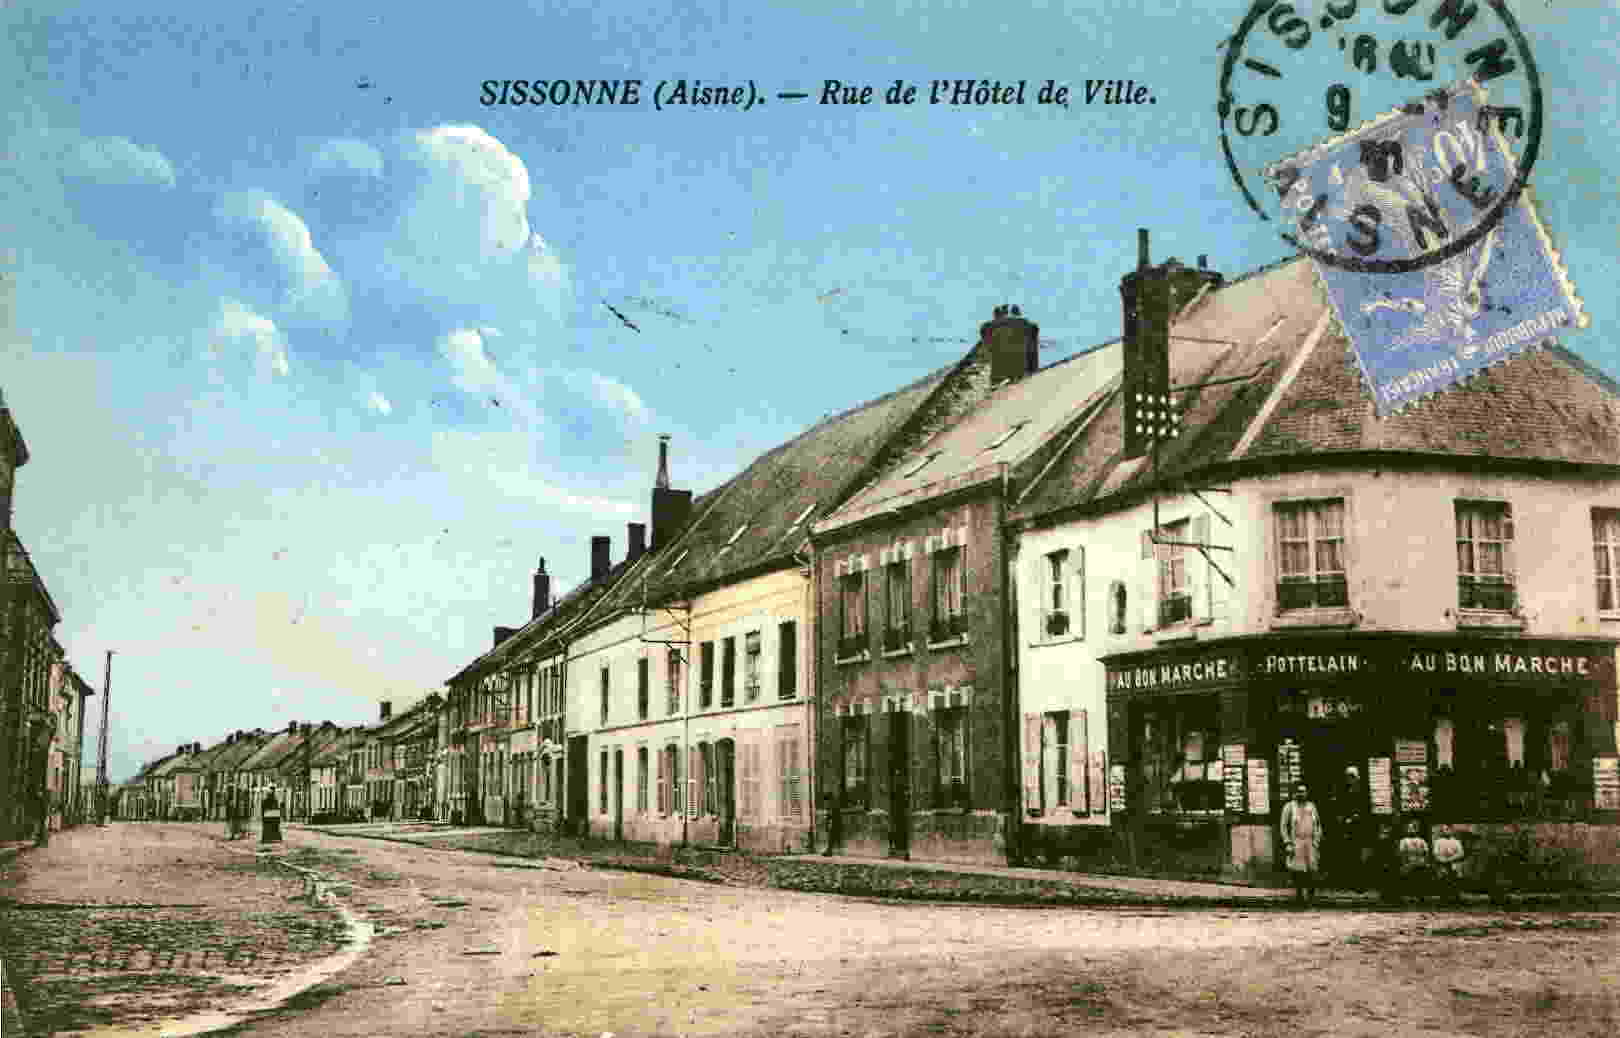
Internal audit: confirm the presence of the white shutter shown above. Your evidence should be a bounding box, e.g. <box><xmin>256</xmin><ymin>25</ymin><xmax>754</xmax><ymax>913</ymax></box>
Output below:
<box><xmin>1069</xmin><ymin>710</ymin><xmax>1090</xmax><ymax>815</ymax></box>
<box><xmin>1041</xmin><ymin>715</ymin><xmax>1059</xmax><ymax>813</ymax></box>
<box><xmin>1088</xmin><ymin>749</ymin><xmax>1107</xmax><ymax>815</ymax></box>
<box><xmin>1191</xmin><ymin>514</ymin><xmax>1212</xmax><ymax>621</ymax></box>
<box><xmin>687</xmin><ymin>746</ymin><xmax>702</xmax><ymax>819</ymax></box>
<box><xmin>656</xmin><ymin>746</ymin><xmax>667</xmax><ymax>815</ymax></box>
<box><xmin>1022</xmin><ymin>713</ymin><xmax>1042</xmax><ymax>814</ymax></box>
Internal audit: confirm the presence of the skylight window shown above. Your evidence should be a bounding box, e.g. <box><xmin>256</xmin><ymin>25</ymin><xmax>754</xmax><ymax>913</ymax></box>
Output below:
<box><xmin>667</xmin><ymin>548</ymin><xmax>689</xmax><ymax>572</ymax></box>
<box><xmin>902</xmin><ymin>451</ymin><xmax>941</xmax><ymax>479</ymax></box>
<box><xmin>725</xmin><ymin>523</ymin><xmax>749</xmax><ymax>546</ymax></box>
<box><xmin>789</xmin><ymin>502</ymin><xmax>816</xmax><ymax>528</ymax></box>
<box><xmin>985</xmin><ymin>421</ymin><xmax>1029</xmax><ymax>451</ymax></box>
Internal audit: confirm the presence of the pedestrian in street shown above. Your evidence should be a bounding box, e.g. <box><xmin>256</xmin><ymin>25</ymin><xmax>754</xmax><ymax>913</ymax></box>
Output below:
<box><xmin>1396</xmin><ymin>820</ymin><xmax>1432</xmax><ymax>902</ymax></box>
<box><xmin>1433</xmin><ymin>825</ymin><xmax>1466</xmax><ymax>902</ymax></box>
<box><xmin>1279</xmin><ymin>782</ymin><xmax>1323</xmax><ymax>905</ymax></box>
<box><xmin>1333</xmin><ymin>765</ymin><xmax>1369</xmax><ymax>889</ymax></box>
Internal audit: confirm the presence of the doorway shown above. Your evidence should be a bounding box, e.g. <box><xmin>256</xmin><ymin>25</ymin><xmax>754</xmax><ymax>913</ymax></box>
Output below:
<box><xmin>716</xmin><ymin>739</ymin><xmax>736</xmax><ymax>847</ymax></box>
<box><xmin>888</xmin><ymin>711</ymin><xmax>910</xmax><ymax>859</ymax></box>
<box><xmin>567</xmin><ymin>736</ymin><xmax>588</xmax><ymax>837</ymax></box>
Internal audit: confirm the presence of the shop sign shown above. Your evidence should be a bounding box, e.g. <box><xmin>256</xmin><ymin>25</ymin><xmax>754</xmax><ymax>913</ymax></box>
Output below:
<box><xmin>1399</xmin><ymin>765</ymin><xmax>1430</xmax><ymax>813</ymax></box>
<box><xmin>1257</xmin><ymin>652</ymin><xmax>1367</xmax><ymax>678</ymax></box>
<box><xmin>1222</xmin><ymin>745</ymin><xmax>1247</xmax><ymax>813</ymax></box>
<box><xmin>1306</xmin><ymin>695</ymin><xmax>1362</xmax><ymax>720</ymax></box>
<box><xmin>1595</xmin><ymin>758</ymin><xmax>1620</xmax><ymax>811</ymax></box>
<box><xmin>1107</xmin><ymin>763</ymin><xmax>1128</xmax><ymax>814</ymax></box>
<box><xmin>1277</xmin><ymin>739</ymin><xmax>1303</xmax><ymax>791</ymax></box>
<box><xmin>1395</xmin><ymin>740</ymin><xmax>1428</xmax><ymax>766</ymax></box>
<box><xmin>1246</xmin><ymin>758</ymin><xmax>1270</xmax><ymax>816</ymax></box>
<box><xmin>1401</xmin><ymin>648</ymin><xmax>1597</xmax><ymax>680</ymax></box>
<box><xmin>1368</xmin><ymin>757</ymin><xmax>1395</xmax><ymax>815</ymax></box>
<box><xmin>1105</xmin><ymin>652</ymin><xmax>1240</xmax><ymax>694</ymax></box>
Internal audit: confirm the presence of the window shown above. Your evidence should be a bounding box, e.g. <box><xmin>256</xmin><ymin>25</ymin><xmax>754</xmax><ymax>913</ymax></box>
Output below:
<box><xmin>777</xmin><ymin>621</ymin><xmax>798</xmax><ymax>699</ymax></box>
<box><xmin>686</xmin><ymin>743</ymin><xmax>704</xmax><ymax>818</ymax></box>
<box><xmin>637</xmin><ymin>658</ymin><xmax>650</xmax><ymax>720</ymax></box>
<box><xmin>1137</xmin><ymin>697</ymin><xmax>1221</xmax><ymax>814</ymax></box>
<box><xmin>1594</xmin><ymin>509</ymin><xmax>1620</xmax><ymax>613</ymax></box>
<box><xmin>936</xmin><ymin>707</ymin><xmax>969</xmax><ymax>808</ymax></box>
<box><xmin>744</xmin><ymin>631</ymin><xmax>762</xmax><ymax>701</ymax></box>
<box><xmin>701</xmin><ymin>742</ymin><xmax>717</xmax><ymax>815</ymax></box>
<box><xmin>838</xmin><ymin>572</ymin><xmax>867</xmax><ymax>658</ymax></box>
<box><xmin>636</xmin><ymin>749</ymin><xmax>648</xmax><ymax>813</ymax></box>
<box><xmin>657</xmin><ymin>744</ymin><xmax>678</xmax><ymax>815</ymax></box>
<box><xmin>1276</xmin><ymin>499</ymin><xmax>1347</xmax><ymax>611</ymax></box>
<box><xmin>1157</xmin><ymin>519</ymin><xmax>1192</xmax><ymax>626</ymax></box>
<box><xmin>1456</xmin><ymin>500</ymin><xmax>1516</xmax><ymax>611</ymax></box>
<box><xmin>1108</xmin><ymin>580</ymin><xmax>1128</xmax><ymax>635</ymax></box>
<box><xmin>841</xmin><ymin>716</ymin><xmax>869</xmax><ymax>809</ymax></box>
<box><xmin>599</xmin><ymin>749</ymin><xmax>609</xmax><ymax>814</ymax></box>
<box><xmin>1428</xmin><ymin>705</ymin><xmax>1590</xmax><ymax>819</ymax></box>
<box><xmin>699</xmin><ymin>641</ymin><xmax>714</xmax><ymax>709</ymax></box>
<box><xmin>1043</xmin><ymin>549</ymin><xmax>1072</xmax><ymax>637</ymax></box>
<box><xmin>1044</xmin><ymin>711</ymin><xmax>1071</xmax><ymax>807</ymax></box>
<box><xmin>884</xmin><ymin>561</ymin><xmax>912</xmax><ymax>651</ymax></box>
<box><xmin>721</xmin><ymin>636</ymin><xmax>737</xmax><ymax>708</ymax></box>
<box><xmin>777</xmin><ymin>724</ymin><xmax>804</xmax><ymax>819</ymax></box>
<box><xmin>666</xmin><ymin>648</ymin><xmax>682</xmax><ymax>715</ymax></box>
<box><xmin>740</xmin><ymin>742</ymin><xmax>761</xmax><ymax>819</ymax></box>
<box><xmin>931</xmin><ymin>546</ymin><xmax>967</xmax><ymax>642</ymax></box>
<box><xmin>599</xmin><ymin>666</ymin><xmax>610</xmax><ymax>725</ymax></box>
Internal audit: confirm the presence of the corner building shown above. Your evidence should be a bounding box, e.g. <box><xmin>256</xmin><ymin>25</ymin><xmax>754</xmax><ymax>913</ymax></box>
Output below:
<box><xmin>1011</xmin><ymin>241</ymin><xmax>1620</xmax><ymax>884</ymax></box>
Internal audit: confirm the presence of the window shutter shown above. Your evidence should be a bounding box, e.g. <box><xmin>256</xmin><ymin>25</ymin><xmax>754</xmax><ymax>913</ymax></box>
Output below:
<box><xmin>669</xmin><ymin>747</ymin><xmax>682</xmax><ymax>815</ymax></box>
<box><xmin>1502</xmin><ymin>501</ymin><xmax>1516</xmax><ymax>587</ymax></box>
<box><xmin>1088</xmin><ymin>749</ymin><xmax>1107</xmax><ymax>814</ymax></box>
<box><xmin>777</xmin><ymin>735</ymin><xmax>789</xmax><ymax>818</ymax></box>
<box><xmin>788</xmin><ymin>738</ymin><xmax>803</xmax><ymax>818</ymax></box>
<box><xmin>1141</xmin><ymin>529</ymin><xmax>1155</xmax><ymax>560</ymax></box>
<box><xmin>688</xmin><ymin>745</ymin><xmax>702</xmax><ymax>818</ymax></box>
<box><xmin>656</xmin><ymin>747</ymin><xmax>667</xmax><ymax>815</ymax></box>
<box><xmin>1070</xmin><ymin>710</ymin><xmax>1090</xmax><ymax>815</ymax></box>
<box><xmin>1191</xmin><ymin>513</ymin><xmax>1212</xmax><ymax>621</ymax></box>
<box><xmin>1022</xmin><ymin>713</ymin><xmax>1042</xmax><ymax>814</ymax></box>
<box><xmin>1041</xmin><ymin>715</ymin><xmax>1059</xmax><ymax>813</ymax></box>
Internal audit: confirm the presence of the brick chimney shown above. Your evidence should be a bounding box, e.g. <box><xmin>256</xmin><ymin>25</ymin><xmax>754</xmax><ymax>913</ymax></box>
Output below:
<box><xmin>627</xmin><ymin>522</ymin><xmax>647</xmax><ymax>562</ymax></box>
<box><xmin>1120</xmin><ymin>229</ymin><xmax>1223</xmax><ymax>459</ymax></box>
<box><xmin>494</xmin><ymin>625</ymin><xmax>518</xmax><ymax>647</ymax></box>
<box><xmin>650</xmin><ymin>435</ymin><xmax>693</xmax><ymax>551</ymax></box>
<box><xmin>379</xmin><ymin>700</ymin><xmax>392</xmax><ymax>722</ymax></box>
<box><xmin>978</xmin><ymin>304</ymin><xmax>1040</xmax><ymax>383</ymax></box>
<box><xmin>590</xmin><ymin>535</ymin><xmax>612</xmax><ymax>581</ymax></box>
<box><xmin>531</xmin><ymin>557</ymin><xmax>551</xmax><ymax>619</ymax></box>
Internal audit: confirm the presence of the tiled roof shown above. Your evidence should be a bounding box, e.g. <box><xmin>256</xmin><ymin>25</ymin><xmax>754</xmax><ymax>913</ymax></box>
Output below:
<box><xmin>642</xmin><ymin>364</ymin><xmax>954</xmax><ymax>596</ymax></box>
<box><xmin>821</xmin><ymin>344</ymin><xmax>1120</xmax><ymax>532</ymax></box>
<box><xmin>309</xmin><ymin>727</ymin><xmax>369</xmax><ymax>766</ymax></box>
<box><xmin>1013</xmin><ymin>256</ymin><xmax>1620</xmax><ymax>521</ymax></box>
<box><xmin>210</xmin><ymin>733</ymin><xmax>269</xmax><ymax>771</ymax></box>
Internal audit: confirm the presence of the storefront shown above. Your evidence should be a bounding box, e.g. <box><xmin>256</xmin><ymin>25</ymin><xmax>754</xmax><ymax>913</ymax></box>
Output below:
<box><xmin>1102</xmin><ymin>634</ymin><xmax>1620</xmax><ymax>886</ymax></box>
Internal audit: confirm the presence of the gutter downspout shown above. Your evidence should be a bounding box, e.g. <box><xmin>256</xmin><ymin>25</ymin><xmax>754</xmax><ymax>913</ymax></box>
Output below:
<box><xmin>797</xmin><ymin>538</ymin><xmax>818</xmax><ymax>855</ymax></box>
<box><xmin>998</xmin><ymin>461</ymin><xmax>1022</xmax><ymax>866</ymax></box>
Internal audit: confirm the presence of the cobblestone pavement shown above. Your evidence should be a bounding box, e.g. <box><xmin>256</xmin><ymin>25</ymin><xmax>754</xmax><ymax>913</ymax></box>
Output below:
<box><xmin>224</xmin><ymin>826</ymin><xmax>1620</xmax><ymax>1037</ymax></box>
<box><xmin>0</xmin><ymin>824</ymin><xmax>349</xmax><ymax>1036</ymax></box>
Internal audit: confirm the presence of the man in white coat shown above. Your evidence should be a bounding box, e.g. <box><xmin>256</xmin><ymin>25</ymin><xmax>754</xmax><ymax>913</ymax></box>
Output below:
<box><xmin>1280</xmin><ymin>782</ymin><xmax>1323</xmax><ymax>905</ymax></box>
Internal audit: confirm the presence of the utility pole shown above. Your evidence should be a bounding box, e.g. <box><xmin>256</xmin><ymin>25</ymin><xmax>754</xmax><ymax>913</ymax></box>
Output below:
<box><xmin>95</xmin><ymin>650</ymin><xmax>113</xmax><ymax>826</ymax></box>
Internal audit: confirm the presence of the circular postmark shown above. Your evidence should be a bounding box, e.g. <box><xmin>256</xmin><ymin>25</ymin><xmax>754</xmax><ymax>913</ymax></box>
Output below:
<box><xmin>1217</xmin><ymin>0</ymin><xmax>1542</xmax><ymax>273</ymax></box>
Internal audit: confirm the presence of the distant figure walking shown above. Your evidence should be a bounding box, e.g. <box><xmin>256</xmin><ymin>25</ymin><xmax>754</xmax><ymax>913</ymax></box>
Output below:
<box><xmin>260</xmin><ymin>790</ymin><xmax>282</xmax><ymax>844</ymax></box>
<box><xmin>1280</xmin><ymin>782</ymin><xmax>1323</xmax><ymax>905</ymax></box>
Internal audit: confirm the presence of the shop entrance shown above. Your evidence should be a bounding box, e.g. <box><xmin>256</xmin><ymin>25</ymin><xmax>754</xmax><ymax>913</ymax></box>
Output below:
<box><xmin>1281</xmin><ymin>701</ymin><xmax>1379</xmax><ymax>887</ymax></box>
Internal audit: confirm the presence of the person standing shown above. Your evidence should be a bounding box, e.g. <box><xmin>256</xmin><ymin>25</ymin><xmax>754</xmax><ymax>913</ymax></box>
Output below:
<box><xmin>1280</xmin><ymin>782</ymin><xmax>1324</xmax><ymax>905</ymax></box>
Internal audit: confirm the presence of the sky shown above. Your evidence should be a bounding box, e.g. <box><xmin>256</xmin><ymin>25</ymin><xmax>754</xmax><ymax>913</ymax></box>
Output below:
<box><xmin>3</xmin><ymin>0</ymin><xmax>1616</xmax><ymax>782</ymax></box>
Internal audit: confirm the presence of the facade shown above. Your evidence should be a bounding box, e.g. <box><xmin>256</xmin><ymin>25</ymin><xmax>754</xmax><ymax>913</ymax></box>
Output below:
<box><xmin>1010</xmin><ymin>241</ymin><xmax>1620</xmax><ymax>884</ymax></box>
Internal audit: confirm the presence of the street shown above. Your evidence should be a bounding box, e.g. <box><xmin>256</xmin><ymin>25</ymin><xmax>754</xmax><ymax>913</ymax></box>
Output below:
<box><xmin>3</xmin><ymin>824</ymin><xmax>1619</xmax><ymax>1037</ymax></box>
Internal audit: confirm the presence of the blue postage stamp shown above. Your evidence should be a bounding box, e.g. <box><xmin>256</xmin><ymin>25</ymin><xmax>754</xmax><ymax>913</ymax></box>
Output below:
<box><xmin>1263</xmin><ymin>82</ymin><xmax>1587</xmax><ymax>416</ymax></box>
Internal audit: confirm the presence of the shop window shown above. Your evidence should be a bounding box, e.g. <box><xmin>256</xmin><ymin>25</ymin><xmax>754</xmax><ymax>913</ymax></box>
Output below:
<box><xmin>1594</xmin><ymin>509</ymin><xmax>1620</xmax><ymax>614</ymax></box>
<box><xmin>1430</xmin><ymin>709</ymin><xmax>1589</xmax><ymax>819</ymax></box>
<box><xmin>839</xmin><ymin>572</ymin><xmax>868</xmax><ymax>659</ymax></box>
<box><xmin>1455</xmin><ymin>500</ymin><xmax>1516</xmax><ymax>611</ymax></box>
<box><xmin>744</xmin><ymin>631</ymin><xmax>762</xmax><ymax>701</ymax></box>
<box><xmin>936</xmin><ymin>706</ymin><xmax>970</xmax><ymax>808</ymax></box>
<box><xmin>931</xmin><ymin>546</ymin><xmax>968</xmax><ymax>643</ymax></box>
<box><xmin>842</xmin><ymin>715</ymin><xmax>869</xmax><ymax>809</ymax></box>
<box><xmin>1275</xmin><ymin>499</ymin><xmax>1348</xmax><ymax>611</ymax></box>
<box><xmin>884</xmin><ymin>561</ymin><xmax>912</xmax><ymax>652</ymax></box>
<box><xmin>1138</xmin><ymin>698</ymin><xmax>1221</xmax><ymax>814</ymax></box>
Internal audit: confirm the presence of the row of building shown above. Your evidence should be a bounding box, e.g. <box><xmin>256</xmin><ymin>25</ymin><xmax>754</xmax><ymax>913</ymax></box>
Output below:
<box><xmin>121</xmin><ymin>237</ymin><xmax>1620</xmax><ymax>884</ymax></box>
<box><xmin>0</xmin><ymin>387</ymin><xmax>99</xmax><ymax>842</ymax></box>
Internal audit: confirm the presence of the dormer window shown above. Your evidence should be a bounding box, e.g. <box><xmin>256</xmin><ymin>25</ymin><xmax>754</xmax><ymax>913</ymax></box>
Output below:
<box><xmin>985</xmin><ymin>421</ymin><xmax>1029</xmax><ymax>451</ymax></box>
<box><xmin>903</xmin><ymin>451</ymin><xmax>941</xmax><ymax>479</ymax></box>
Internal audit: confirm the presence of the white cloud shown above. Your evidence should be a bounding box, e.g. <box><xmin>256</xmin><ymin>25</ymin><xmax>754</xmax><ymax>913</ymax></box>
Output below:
<box><xmin>430</xmin><ymin>428</ymin><xmax>635</xmax><ymax>516</ymax></box>
<box><xmin>216</xmin><ymin>190</ymin><xmax>349</xmax><ymax>326</ymax></box>
<box><xmin>210</xmin><ymin>299</ymin><xmax>289</xmax><ymax>376</ymax></box>
<box><xmin>406</xmin><ymin>125</ymin><xmax>532</xmax><ymax>259</ymax></box>
<box><xmin>576</xmin><ymin>370</ymin><xmax>649</xmax><ymax>424</ymax></box>
<box><xmin>437</xmin><ymin>326</ymin><xmax>542</xmax><ymax>424</ymax></box>
<box><xmin>311</xmin><ymin>138</ymin><xmax>385</xmax><ymax>178</ymax></box>
<box><xmin>66</xmin><ymin>133</ymin><xmax>177</xmax><ymax>188</ymax></box>
<box><xmin>365</xmin><ymin>390</ymin><xmax>393</xmax><ymax>416</ymax></box>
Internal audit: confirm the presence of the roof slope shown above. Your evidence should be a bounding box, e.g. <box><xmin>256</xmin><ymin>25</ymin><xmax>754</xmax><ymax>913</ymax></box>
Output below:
<box><xmin>1014</xmin><ymin>256</ymin><xmax>1620</xmax><ymax>520</ymax></box>
<box><xmin>643</xmin><ymin>364</ymin><xmax>954</xmax><ymax>596</ymax></box>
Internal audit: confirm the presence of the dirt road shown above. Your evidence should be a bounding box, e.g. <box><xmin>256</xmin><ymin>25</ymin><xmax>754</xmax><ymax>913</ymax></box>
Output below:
<box><xmin>206</xmin><ymin>825</ymin><xmax>1620</xmax><ymax>1037</ymax></box>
